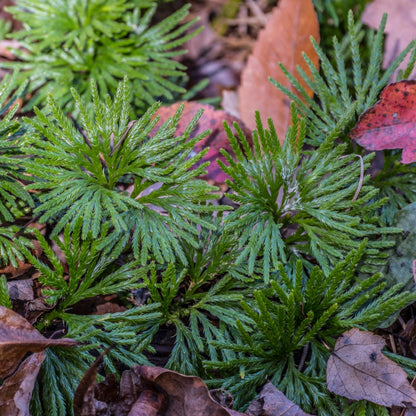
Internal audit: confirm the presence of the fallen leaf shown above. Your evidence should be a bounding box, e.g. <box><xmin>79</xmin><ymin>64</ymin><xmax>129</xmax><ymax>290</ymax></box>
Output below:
<box><xmin>238</xmin><ymin>0</ymin><xmax>319</xmax><ymax>141</ymax></box>
<box><xmin>400</xmin><ymin>318</ymin><xmax>416</xmax><ymax>358</ymax></box>
<box><xmin>0</xmin><ymin>305</ymin><xmax>79</xmax><ymax>378</ymax></box>
<box><xmin>128</xmin><ymin>390</ymin><xmax>166</xmax><ymax>416</ymax></box>
<box><xmin>134</xmin><ymin>365</ymin><xmax>246</xmax><ymax>416</ymax></box>
<box><xmin>361</xmin><ymin>0</ymin><xmax>416</xmax><ymax>79</ymax></box>
<box><xmin>350</xmin><ymin>80</ymin><xmax>416</xmax><ymax>163</ymax></box>
<box><xmin>74</xmin><ymin>363</ymin><xmax>246</xmax><ymax>416</ymax></box>
<box><xmin>327</xmin><ymin>328</ymin><xmax>416</xmax><ymax>407</ymax></box>
<box><xmin>73</xmin><ymin>351</ymin><xmax>105</xmax><ymax>416</ymax></box>
<box><xmin>0</xmin><ymin>351</ymin><xmax>45</xmax><ymax>416</ymax></box>
<box><xmin>247</xmin><ymin>382</ymin><xmax>314</xmax><ymax>416</ymax></box>
<box><xmin>7</xmin><ymin>280</ymin><xmax>34</xmax><ymax>301</ymax></box>
<box><xmin>151</xmin><ymin>101</ymin><xmax>252</xmax><ymax>184</ymax></box>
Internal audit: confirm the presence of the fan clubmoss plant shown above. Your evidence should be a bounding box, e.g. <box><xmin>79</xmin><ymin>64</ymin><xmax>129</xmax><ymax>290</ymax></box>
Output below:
<box><xmin>219</xmin><ymin>107</ymin><xmax>396</xmax><ymax>279</ymax></box>
<box><xmin>12</xmin><ymin>220</ymin><xmax>162</xmax><ymax>416</ymax></box>
<box><xmin>273</xmin><ymin>11</ymin><xmax>416</xmax><ymax>224</ymax></box>
<box><xmin>2</xmin><ymin>0</ymin><xmax>198</xmax><ymax>114</ymax></box>
<box><xmin>205</xmin><ymin>241</ymin><xmax>416</xmax><ymax>414</ymax></box>
<box><xmin>0</xmin><ymin>6</ymin><xmax>416</xmax><ymax>416</ymax></box>
<box><xmin>22</xmin><ymin>77</ymin><xmax>224</xmax><ymax>265</ymax></box>
<box><xmin>135</xmin><ymin>212</ymin><xmax>256</xmax><ymax>376</ymax></box>
<box><xmin>0</xmin><ymin>70</ymin><xmax>34</xmax><ymax>267</ymax></box>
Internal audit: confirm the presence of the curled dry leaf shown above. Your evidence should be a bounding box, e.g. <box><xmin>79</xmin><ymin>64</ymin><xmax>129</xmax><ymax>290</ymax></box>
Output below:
<box><xmin>0</xmin><ymin>305</ymin><xmax>79</xmax><ymax>378</ymax></box>
<box><xmin>152</xmin><ymin>101</ymin><xmax>252</xmax><ymax>184</ymax></box>
<box><xmin>247</xmin><ymin>382</ymin><xmax>314</xmax><ymax>416</ymax></box>
<box><xmin>134</xmin><ymin>365</ymin><xmax>245</xmax><ymax>416</ymax></box>
<box><xmin>238</xmin><ymin>0</ymin><xmax>319</xmax><ymax>142</ymax></box>
<box><xmin>350</xmin><ymin>81</ymin><xmax>416</xmax><ymax>163</ymax></box>
<box><xmin>327</xmin><ymin>328</ymin><xmax>416</xmax><ymax>407</ymax></box>
<box><xmin>74</xmin><ymin>363</ymin><xmax>246</xmax><ymax>416</ymax></box>
<box><xmin>0</xmin><ymin>351</ymin><xmax>45</xmax><ymax>416</ymax></box>
<box><xmin>73</xmin><ymin>351</ymin><xmax>105</xmax><ymax>416</ymax></box>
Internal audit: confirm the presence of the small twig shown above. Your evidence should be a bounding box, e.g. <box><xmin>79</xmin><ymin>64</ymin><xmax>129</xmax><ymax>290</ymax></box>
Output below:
<box><xmin>298</xmin><ymin>343</ymin><xmax>309</xmax><ymax>372</ymax></box>
<box><xmin>389</xmin><ymin>333</ymin><xmax>397</xmax><ymax>354</ymax></box>
<box><xmin>246</xmin><ymin>0</ymin><xmax>268</xmax><ymax>25</ymax></box>
<box><xmin>13</xmin><ymin>215</ymin><xmax>43</xmax><ymax>238</ymax></box>
<box><xmin>320</xmin><ymin>338</ymin><xmax>332</xmax><ymax>352</ymax></box>
<box><xmin>237</xmin><ymin>4</ymin><xmax>248</xmax><ymax>34</ymax></box>
<box><xmin>109</xmin><ymin>120</ymin><xmax>137</xmax><ymax>156</ymax></box>
<box><xmin>69</xmin><ymin>113</ymin><xmax>92</xmax><ymax>148</ymax></box>
<box><xmin>398</xmin><ymin>315</ymin><xmax>407</xmax><ymax>330</ymax></box>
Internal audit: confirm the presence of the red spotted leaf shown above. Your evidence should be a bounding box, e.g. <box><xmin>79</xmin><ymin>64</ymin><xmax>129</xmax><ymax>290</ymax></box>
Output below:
<box><xmin>151</xmin><ymin>101</ymin><xmax>252</xmax><ymax>184</ymax></box>
<box><xmin>350</xmin><ymin>80</ymin><xmax>416</xmax><ymax>163</ymax></box>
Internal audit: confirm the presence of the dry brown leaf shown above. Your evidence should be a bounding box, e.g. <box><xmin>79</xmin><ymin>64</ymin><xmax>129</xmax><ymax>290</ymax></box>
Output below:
<box><xmin>134</xmin><ymin>365</ymin><xmax>246</xmax><ymax>416</ymax></box>
<box><xmin>327</xmin><ymin>328</ymin><xmax>416</xmax><ymax>407</ymax></box>
<box><xmin>73</xmin><ymin>352</ymin><xmax>103</xmax><ymax>416</ymax></box>
<box><xmin>0</xmin><ymin>305</ymin><xmax>79</xmax><ymax>378</ymax></box>
<box><xmin>361</xmin><ymin>0</ymin><xmax>416</xmax><ymax>79</ymax></box>
<box><xmin>246</xmin><ymin>382</ymin><xmax>314</xmax><ymax>416</ymax></box>
<box><xmin>74</xmin><ymin>363</ymin><xmax>246</xmax><ymax>416</ymax></box>
<box><xmin>238</xmin><ymin>0</ymin><xmax>319</xmax><ymax>142</ymax></box>
<box><xmin>7</xmin><ymin>280</ymin><xmax>34</xmax><ymax>301</ymax></box>
<box><xmin>128</xmin><ymin>390</ymin><xmax>166</xmax><ymax>416</ymax></box>
<box><xmin>0</xmin><ymin>351</ymin><xmax>45</xmax><ymax>416</ymax></box>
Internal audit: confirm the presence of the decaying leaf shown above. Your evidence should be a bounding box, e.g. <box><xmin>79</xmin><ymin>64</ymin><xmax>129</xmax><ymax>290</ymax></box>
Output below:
<box><xmin>361</xmin><ymin>0</ymin><xmax>416</xmax><ymax>78</ymax></box>
<box><xmin>246</xmin><ymin>382</ymin><xmax>314</xmax><ymax>416</ymax></box>
<box><xmin>7</xmin><ymin>280</ymin><xmax>34</xmax><ymax>302</ymax></box>
<box><xmin>238</xmin><ymin>0</ymin><xmax>320</xmax><ymax>141</ymax></box>
<box><xmin>0</xmin><ymin>305</ymin><xmax>78</xmax><ymax>378</ymax></box>
<box><xmin>128</xmin><ymin>390</ymin><xmax>166</xmax><ymax>416</ymax></box>
<box><xmin>133</xmin><ymin>366</ymin><xmax>245</xmax><ymax>416</ymax></box>
<box><xmin>350</xmin><ymin>80</ymin><xmax>416</xmax><ymax>163</ymax></box>
<box><xmin>327</xmin><ymin>328</ymin><xmax>416</xmax><ymax>407</ymax></box>
<box><xmin>74</xmin><ymin>351</ymin><xmax>105</xmax><ymax>416</ymax></box>
<box><xmin>0</xmin><ymin>351</ymin><xmax>45</xmax><ymax>416</ymax></box>
<box><xmin>74</xmin><ymin>363</ymin><xmax>246</xmax><ymax>416</ymax></box>
<box><xmin>152</xmin><ymin>101</ymin><xmax>252</xmax><ymax>184</ymax></box>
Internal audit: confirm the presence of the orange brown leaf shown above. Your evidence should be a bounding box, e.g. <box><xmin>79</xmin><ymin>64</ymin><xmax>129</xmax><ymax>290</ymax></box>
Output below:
<box><xmin>238</xmin><ymin>0</ymin><xmax>320</xmax><ymax>142</ymax></box>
